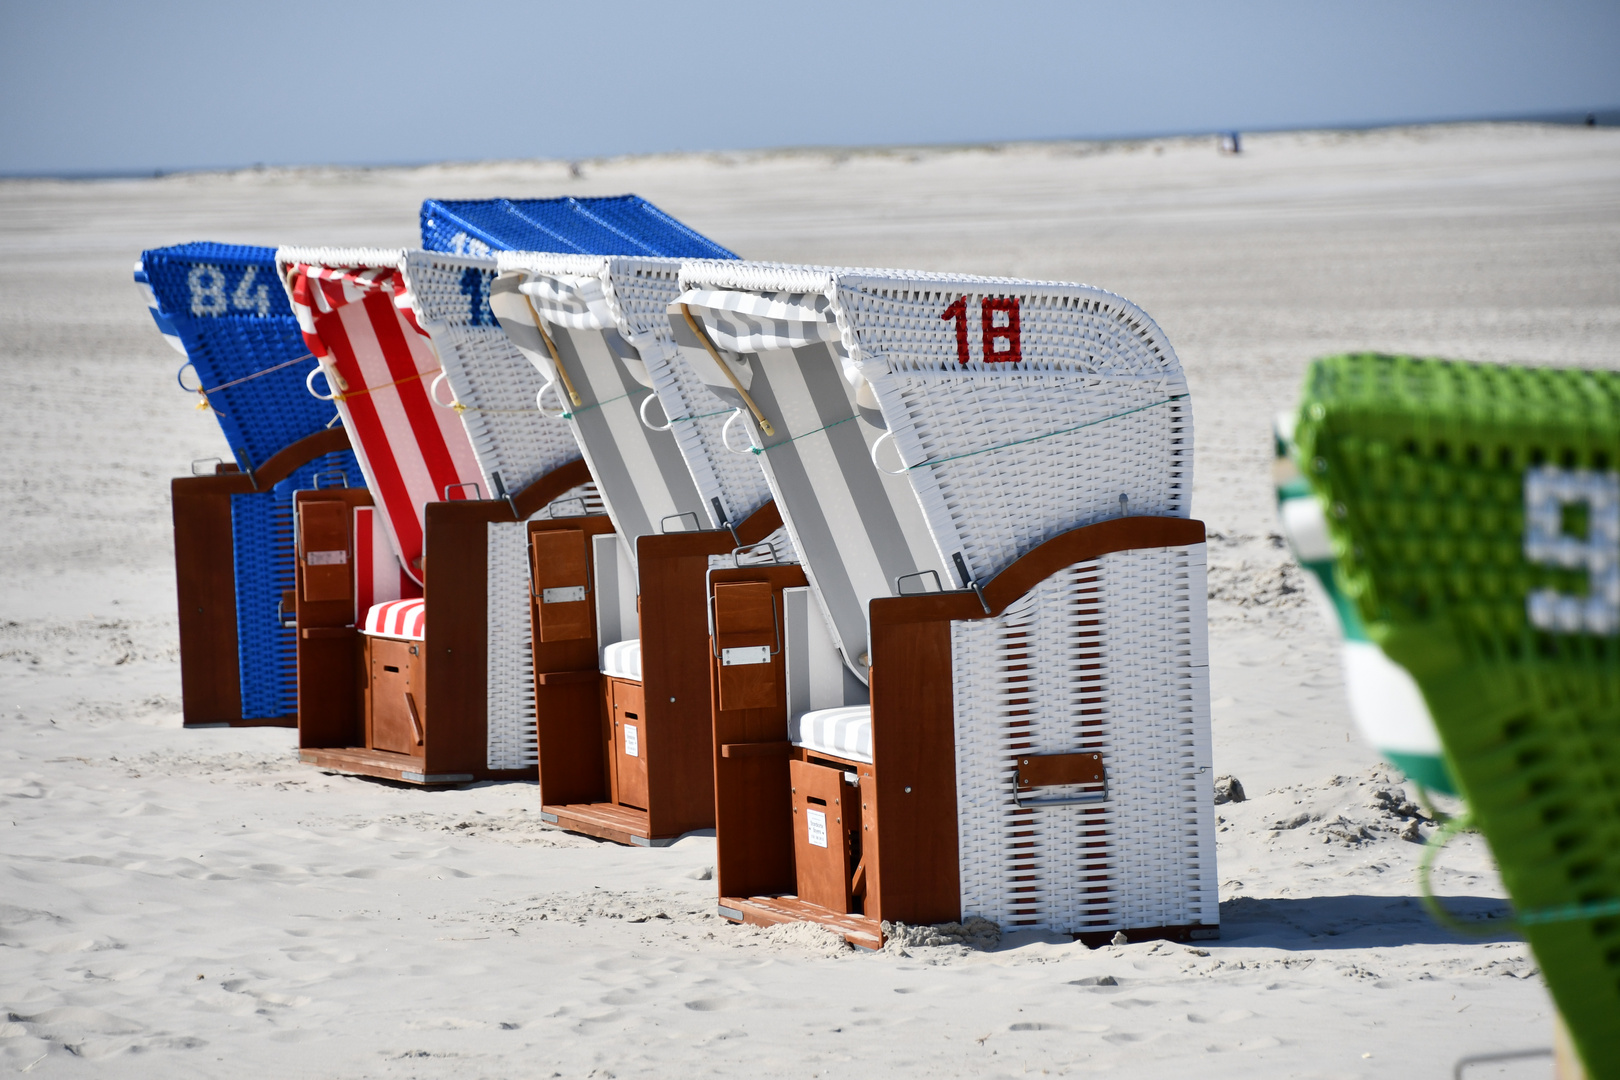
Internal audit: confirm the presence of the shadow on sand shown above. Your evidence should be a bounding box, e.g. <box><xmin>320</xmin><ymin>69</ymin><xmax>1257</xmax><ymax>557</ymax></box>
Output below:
<box><xmin>1213</xmin><ymin>893</ymin><xmax>1519</xmax><ymax>950</ymax></box>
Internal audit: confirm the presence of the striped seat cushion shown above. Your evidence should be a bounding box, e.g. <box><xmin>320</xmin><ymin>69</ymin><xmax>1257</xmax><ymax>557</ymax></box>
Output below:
<box><xmin>602</xmin><ymin>638</ymin><xmax>642</xmax><ymax>682</ymax></box>
<box><xmin>789</xmin><ymin>705</ymin><xmax>872</xmax><ymax>764</ymax></box>
<box><xmin>364</xmin><ymin>598</ymin><xmax>425</xmax><ymax>641</ymax></box>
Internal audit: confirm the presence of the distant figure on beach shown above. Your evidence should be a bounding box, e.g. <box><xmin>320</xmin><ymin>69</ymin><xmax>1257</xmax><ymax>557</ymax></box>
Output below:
<box><xmin>1588</xmin><ymin>113</ymin><xmax>1597</xmax><ymax>127</ymax></box>
<box><xmin>1220</xmin><ymin>131</ymin><xmax>1242</xmax><ymax>154</ymax></box>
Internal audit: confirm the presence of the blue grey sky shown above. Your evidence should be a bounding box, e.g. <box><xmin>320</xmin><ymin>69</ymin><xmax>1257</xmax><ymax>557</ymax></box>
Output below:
<box><xmin>3</xmin><ymin>0</ymin><xmax>1618</xmax><ymax>175</ymax></box>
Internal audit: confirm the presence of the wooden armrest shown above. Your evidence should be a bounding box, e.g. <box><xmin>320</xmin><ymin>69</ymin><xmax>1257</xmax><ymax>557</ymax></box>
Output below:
<box><xmin>535</xmin><ymin>669</ymin><xmax>600</xmax><ymax>686</ymax></box>
<box><xmin>720</xmin><ymin>741</ymin><xmax>793</xmax><ymax>759</ymax></box>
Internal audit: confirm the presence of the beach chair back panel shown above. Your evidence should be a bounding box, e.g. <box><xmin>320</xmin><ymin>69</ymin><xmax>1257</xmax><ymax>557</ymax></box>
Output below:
<box><xmin>489</xmin><ymin>270</ymin><xmax>707</xmax><ymax>570</ymax></box>
<box><xmin>593</xmin><ymin>533</ymin><xmax>639</xmax><ymax>660</ymax></box>
<box><xmin>836</xmin><ymin>275</ymin><xmax>1191</xmax><ymax>587</ymax></box>
<box><xmin>137</xmin><ymin>243</ymin><xmax>338</xmax><ymax>471</ymax></box>
<box><xmin>674</xmin><ymin>287</ymin><xmax>954</xmax><ymax>683</ymax></box>
<box><xmin>279</xmin><ymin>251</ymin><xmax>484</xmax><ymax>584</ymax></box>
<box><xmin>614</xmin><ymin>262</ymin><xmax>777</xmax><ymax>533</ymax></box>
<box><xmin>353</xmin><ymin>507</ymin><xmax>413</xmax><ymax>625</ymax></box>
<box><xmin>950</xmin><ymin>543</ymin><xmax>1216</xmax><ymax>935</ymax></box>
<box><xmin>404</xmin><ymin>252</ymin><xmax>587</xmax><ymax>505</ymax></box>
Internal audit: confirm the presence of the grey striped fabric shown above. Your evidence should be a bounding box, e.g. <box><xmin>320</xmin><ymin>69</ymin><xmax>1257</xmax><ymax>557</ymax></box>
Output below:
<box><xmin>667</xmin><ymin>305</ymin><xmax>947</xmax><ymax>686</ymax></box>
<box><xmin>672</xmin><ymin>261</ymin><xmax>1190</xmax><ymax>688</ymax></box>
<box><xmin>592</xmin><ymin>533</ymin><xmax>639</xmax><ymax>660</ymax></box>
<box><xmin>492</xmin><ymin>254</ymin><xmax>782</xmax><ymax>566</ymax></box>
<box><xmin>490</xmin><ymin>266</ymin><xmax>706</xmax><ymax>573</ymax></box>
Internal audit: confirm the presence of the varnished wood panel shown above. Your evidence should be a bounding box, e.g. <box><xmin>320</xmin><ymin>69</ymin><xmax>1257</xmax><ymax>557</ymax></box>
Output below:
<box><xmin>171</xmin><ymin>473</ymin><xmax>246</xmax><ymax>726</ymax></box>
<box><xmin>790</xmin><ymin>759</ymin><xmax>856</xmax><ymax>913</ymax></box>
<box><xmin>707</xmin><ymin>563</ymin><xmax>808</xmax><ymax>902</ymax></box>
<box><xmin>636</xmin><ymin>530</ymin><xmax>735</xmax><ymax>838</ymax></box>
<box><xmin>294</xmin><ymin>488</ymin><xmax>374</xmax><ymax>751</ymax></box>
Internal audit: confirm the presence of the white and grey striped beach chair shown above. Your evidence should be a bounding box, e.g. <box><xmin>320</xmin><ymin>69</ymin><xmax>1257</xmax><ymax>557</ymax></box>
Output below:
<box><xmin>276</xmin><ymin>248</ymin><xmax>594</xmax><ymax>784</ymax></box>
<box><xmin>489</xmin><ymin>253</ymin><xmax>786</xmax><ymax>845</ymax></box>
<box><xmin>675</xmin><ymin>262</ymin><xmax>1217</xmax><ymax>947</ymax></box>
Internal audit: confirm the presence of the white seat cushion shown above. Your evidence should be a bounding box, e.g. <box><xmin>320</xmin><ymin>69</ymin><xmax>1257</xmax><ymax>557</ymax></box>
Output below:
<box><xmin>789</xmin><ymin>705</ymin><xmax>872</xmax><ymax>764</ymax></box>
<box><xmin>363</xmin><ymin>598</ymin><xmax>425</xmax><ymax>641</ymax></box>
<box><xmin>602</xmin><ymin>638</ymin><xmax>642</xmax><ymax>682</ymax></box>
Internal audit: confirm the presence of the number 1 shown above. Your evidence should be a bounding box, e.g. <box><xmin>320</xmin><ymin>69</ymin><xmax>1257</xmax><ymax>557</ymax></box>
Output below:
<box><xmin>942</xmin><ymin>296</ymin><xmax>1022</xmax><ymax>365</ymax></box>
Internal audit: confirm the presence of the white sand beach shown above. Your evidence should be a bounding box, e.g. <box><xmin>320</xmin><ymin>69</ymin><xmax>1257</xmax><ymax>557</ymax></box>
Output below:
<box><xmin>3</xmin><ymin>122</ymin><xmax>1618</xmax><ymax>1077</ymax></box>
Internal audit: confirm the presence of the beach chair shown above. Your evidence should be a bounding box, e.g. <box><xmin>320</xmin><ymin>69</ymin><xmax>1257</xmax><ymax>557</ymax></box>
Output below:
<box><xmin>489</xmin><ymin>252</ymin><xmax>787</xmax><ymax>845</ymax></box>
<box><xmin>675</xmin><ymin>262</ymin><xmax>1217</xmax><ymax>948</ymax></box>
<box><xmin>1287</xmin><ymin>353</ymin><xmax>1619</xmax><ymax>1079</ymax></box>
<box><xmin>136</xmin><ymin>243</ymin><xmax>361</xmax><ymax>727</ymax></box>
<box><xmin>277</xmin><ymin>248</ymin><xmax>593</xmax><ymax>784</ymax></box>
<box><xmin>1273</xmin><ymin>413</ymin><xmax>1457</xmax><ymax>794</ymax></box>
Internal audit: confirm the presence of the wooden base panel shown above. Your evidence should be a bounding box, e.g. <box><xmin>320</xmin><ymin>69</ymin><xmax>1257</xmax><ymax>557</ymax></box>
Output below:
<box><xmin>719</xmin><ymin>895</ymin><xmax>883</xmax><ymax>951</ymax></box>
<box><xmin>540</xmin><ymin>802</ymin><xmax>682</xmax><ymax>847</ymax></box>
<box><xmin>299</xmin><ymin>747</ymin><xmax>474</xmax><ymax>785</ymax></box>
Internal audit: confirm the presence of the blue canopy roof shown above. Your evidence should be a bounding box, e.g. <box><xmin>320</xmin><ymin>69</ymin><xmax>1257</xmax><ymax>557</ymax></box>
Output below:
<box><xmin>421</xmin><ymin>195</ymin><xmax>737</xmax><ymax>260</ymax></box>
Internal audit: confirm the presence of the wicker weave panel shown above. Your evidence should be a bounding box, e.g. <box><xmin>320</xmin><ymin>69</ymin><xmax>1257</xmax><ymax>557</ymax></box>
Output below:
<box><xmin>951</xmin><ymin>544</ymin><xmax>1215</xmax><ymax>934</ymax></box>
<box><xmin>486</xmin><ymin>521</ymin><xmax>537</xmax><ymax>771</ymax></box>
<box><xmin>407</xmin><ymin>251</ymin><xmax>584</xmax><ymax>502</ymax></box>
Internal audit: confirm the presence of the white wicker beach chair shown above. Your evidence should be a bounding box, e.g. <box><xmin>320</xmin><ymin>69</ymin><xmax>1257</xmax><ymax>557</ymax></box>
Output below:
<box><xmin>276</xmin><ymin>248</ymin><xmax>594</xmax><ymax>783</ymax></box>
<box><xmin>489</xmin><ymin>253</ymin><xmax>787</xmax><ymax>844</ymax></box>
<box><xmin>675</xmin><ymin>262</ymin><xmax>1216</xmax><ymax>946</ymax></box>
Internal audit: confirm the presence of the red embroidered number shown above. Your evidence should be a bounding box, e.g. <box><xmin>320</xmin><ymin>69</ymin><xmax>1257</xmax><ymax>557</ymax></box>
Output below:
<box><xmin>942</xmin><ymin>295</ymin><xmax>1022</xmax><ymax>364</ymax></box>
<box><xmin>942</xmin><ymin>296</ymin><xmax>970</xmax><ymax>364</ymax></box>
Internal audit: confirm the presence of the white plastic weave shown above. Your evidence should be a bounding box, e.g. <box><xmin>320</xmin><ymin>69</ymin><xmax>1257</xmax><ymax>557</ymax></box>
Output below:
<box><xmin>486</xmin><ymin>521</ymin><xmax>538</xmax><ymax>770</ymax></box>
<box><xmin>951</xmin><ymin>544</ymin><xmax>1216</xmax><ymax>934</ymax></box>
<box><xmin>407</xmin><ymin>251</ymin><xmax>590</xmax><ymax>505</ymax></box>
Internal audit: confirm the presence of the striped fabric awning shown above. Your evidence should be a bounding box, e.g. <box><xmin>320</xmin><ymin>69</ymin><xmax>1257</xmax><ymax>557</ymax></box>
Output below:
<box><xmin>279</xmin><ymin>252</ymin><xmax>484</xmax><ymax>584</ymax></box>
<box><xmin>364</xmin><ymin>598</ymin><xmax>426</xmax><ymax>641</ymax></box>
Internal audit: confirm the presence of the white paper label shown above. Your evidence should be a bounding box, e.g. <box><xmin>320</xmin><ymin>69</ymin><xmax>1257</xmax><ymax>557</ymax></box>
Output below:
<box><xmin>805</xmin><ymin>808</ymin><xmax>827</xmax><ymax>848</ymax></box>
<box><xmin>623</xmin><ymin>724</ymin><xmax>638</xmax><ymax>757</ymax></box>
<box><xmin>542</xmin><ymin>586</ymin><xmax>585</xmax><ymax>604</ymax></box>
<box><xmin>306</xmin><ymin>549</ymin><xmax>347</xmax><ymax>566</ymax></box>
<box><xmin>721</xmin><ymin>645</ymin><xmax>771</xmax><ymax>666</ymax></box>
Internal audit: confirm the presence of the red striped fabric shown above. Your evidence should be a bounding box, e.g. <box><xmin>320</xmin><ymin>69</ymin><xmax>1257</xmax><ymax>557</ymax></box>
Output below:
<box><xmin>363</xmin><ymin>598</ymin><xmax>426</xmax><ymax>641</ymax></box>
<box><xmin>352</xmin><ymin>506</ymin><xmax>418</xmax><ymax>624</ymax></box>
<box><xmin>286</xmin><ymin>262</ymin><xmax>482</xmax><ymax>585</ymax></box>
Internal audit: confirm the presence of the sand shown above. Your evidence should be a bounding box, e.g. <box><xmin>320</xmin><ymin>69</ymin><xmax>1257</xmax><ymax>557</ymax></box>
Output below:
<box><xmin>3</xmin><ymin>122</ymin><xmax>1618</xmax><ymax>1077</ymax></box>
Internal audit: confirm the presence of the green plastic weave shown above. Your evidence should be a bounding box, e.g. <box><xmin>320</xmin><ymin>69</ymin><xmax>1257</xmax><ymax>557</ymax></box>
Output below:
<box><xmin>1294</xmin><ymin>353</ymin><xmax>1620</xmax><ymax>1079</ymax></box>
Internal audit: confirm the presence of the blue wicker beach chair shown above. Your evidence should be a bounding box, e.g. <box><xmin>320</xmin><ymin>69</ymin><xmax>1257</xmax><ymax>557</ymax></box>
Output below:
<box><xmin>137</xmin><ymin>243</ymin><xmax>361</xmax><ymax>727</ymax></box>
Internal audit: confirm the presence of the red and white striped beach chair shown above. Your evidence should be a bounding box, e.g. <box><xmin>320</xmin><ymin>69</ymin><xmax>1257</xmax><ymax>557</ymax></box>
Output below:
<box><xmin>675</xmin><ymin>262</ymin><xmax>1217</xmax><ymax>948</ymax></box>
<box><xmin>277</xmin><ymin>248</ymin><xmax>593</xmax><ymax>784</ymax></box>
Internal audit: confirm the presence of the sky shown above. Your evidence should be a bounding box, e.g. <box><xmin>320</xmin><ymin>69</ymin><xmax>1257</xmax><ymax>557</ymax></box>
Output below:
<box><xmin>3</xmin><ymin>0</ymin><xmax>1619</xmax><ymax>176</ymax></box>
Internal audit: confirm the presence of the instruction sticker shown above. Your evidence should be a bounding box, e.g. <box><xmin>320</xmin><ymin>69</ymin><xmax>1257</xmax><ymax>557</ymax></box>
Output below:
<box><xmin>623</xmin><ymin>724</ymin><xmax>639</xmax><ymax>757</ymax></box>
<box><xmin>806</xmin><ymin>808</ymin><xmax>828</xmax><ymax>848</ymax></box>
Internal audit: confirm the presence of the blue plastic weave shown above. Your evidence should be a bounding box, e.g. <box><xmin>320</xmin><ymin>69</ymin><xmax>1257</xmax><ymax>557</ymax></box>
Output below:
<box><xmin>420</xmin><ymin>196</ymin><xmax>737</xmax><ymax>259</ymax></box>
<box><xmin>138</xmin><ymin>242</ymin><xmax>339</xmax><ymax>473</ymax></box>
<box><xmin>231</xmin><ymin>451</ymin><xmax>360</xmax><ymax>721</ymax></box>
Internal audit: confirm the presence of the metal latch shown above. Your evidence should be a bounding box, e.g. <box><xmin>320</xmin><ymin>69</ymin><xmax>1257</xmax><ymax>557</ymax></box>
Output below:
<box><xmin>541</xmin><ymin>586</ymin><xmax>586</xmax><ymax>604</ymax></box>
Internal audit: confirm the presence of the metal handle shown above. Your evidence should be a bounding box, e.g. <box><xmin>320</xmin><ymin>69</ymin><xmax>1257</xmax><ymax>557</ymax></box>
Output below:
<box><xmin>721</xmin><ymin>408</ymin><xmax>755</xmax><ymax>455</ymax></box>
<box><xmin>429</xmin><ymin>370</ymin><xmax>458</xmax><ymax>409</ymax></box>
<box><xmin>306</xmin><ymin>364</ymin><xmax>338</xmax><ymax>401</ymax></box>
<box><xmin>870</xmin><ymin>430</ymin><xmax>907</xmax><ymax>475</ymax></box>
<box><xmin>442</xmin><ymin>482</ymin><xmax>481</xmax><ymax>501</ymax></box>
<box><xmin>660</xmin><ymin>512</ymin><xmax>700</xmax><ymax>534</ymax></box>
<box><xmin>639</xmin><ymin>391</ymin><xmax>674</xmax><ymax>432</ymax></box>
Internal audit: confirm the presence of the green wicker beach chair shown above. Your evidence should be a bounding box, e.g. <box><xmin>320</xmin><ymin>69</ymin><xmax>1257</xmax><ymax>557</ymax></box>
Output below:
<box><xmin>1287</xmin><ymin>352</ymin><xmax>1619</xmax><ymax>1079</ymax></box>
